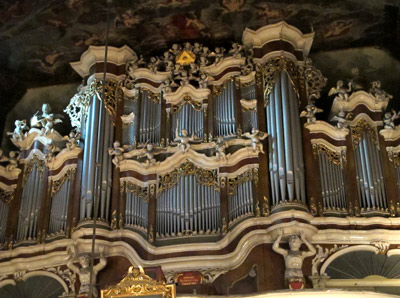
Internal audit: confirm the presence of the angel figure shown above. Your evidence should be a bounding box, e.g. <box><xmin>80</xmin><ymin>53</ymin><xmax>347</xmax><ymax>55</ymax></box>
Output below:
<box><xmin>177</xmin><ymin>70</ymin><xmax>190</xmax><ymax>86</ymax></box>
<box><xmin>331</xmin><ymin>110</ymin><xmax>349</xmax><ymax>129</ymax></box>
<box><xmin>108</xmin><ymin>141</ymin><xmax>125</xmax><ymax>167</ymax></box>
<box><xmin>7</xmin><ymin>119</ymin><xmax>29</xmax><ymax>141</ymax></box>
<box><xmin>328</xmin><ymin>80</ymin><xmax>352</xmax><ymax>101</ymax></box>
<box><xmin>242</xmin><ymin>128</ymin><xmax>268</xmax><ymax>153</ymax></box>
<box><xmin>148</xmin><ymin>57</ymin><xmax>160</xmax><ymax>73</ymax></box>
<box><xmin>193</xmin><ymin>42</ymin><xmax>202</xmax><ymax>55</ymax></box>
<box><xmin>0</xmin><ymin>151</ymin><xmax>20</xmax><ymax>171</ymax></box>
<box><xmin>30</xmin><ymin>103</ymin><xmax>63</xmax><ymax>135</ymax></box>
<box><xmin>273</xmin><ymin>229</ymin><xmax>316</xmax><ymax>286</ymax></box>
<box><xmin>63</xmin><ymin>131</ymin><xmax>81</xmax><ymax>150</ymax></box>
<box><xmin>369</xmin><ymin>81</ymin><xmax>393</xmax><ymax>103</ymax></box>
<box><xmin>170</xmin><ymin>43</ymin><xmax>181</xmax><ymax>56</ymax></box>
<box><xmin>215</xmin><ymin>136</ymin><xmax>229</xmax><ymax>160</ymax></box>
<box><xmin>174</xmin><ymin>127</ymin><xmax>197</xmax><ymax>153</ymax></box>
<box><xmin>197</xmin><ymin>73</ymin><xmax>209</xmax><ymax>89</ymax></box>
<box><xmin>121</xmin><ymin>112</ymin><xmax>135</xmax><ymax>127</ymax></box>
<box><xmin>384</xmin><ymin>110</ymin><xmax>400</xmax><ymax>130</ymax></box>
<box><xmin>229</xmin><ymin>43</ymin><xmax>243</xmax><ymax>59</ymax></box>
<box><xmin>139</xmin><ymin>143</ymin><xmax>163</xmax><ymax>168</ymax></box>
<box><xmin>300</xmin><ymin>103</ymin><xmax>323</xmax><ymax>123</ymax></box>
<box><xmin>45</xmin><ymin>144</ymin><xmax>60</xmax><ymax>164</ymax></box>
<box><xmin>200</xmin><ymin>46</ymin><xmax>210</xmax><ymax>66</ymax></box>
<box><xmin>212</xmin><ymin>47</ymin><xmax>225</xmax><ymax>64</ymax></box>
<box><xmin>67</xmin><ymin>245</ymin><xmax>107</xmax><ymax>298</ymax></box>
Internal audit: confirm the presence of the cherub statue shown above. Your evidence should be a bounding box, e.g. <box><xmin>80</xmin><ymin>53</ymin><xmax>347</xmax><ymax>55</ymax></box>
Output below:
<box><xmin>177</xmin><ymin>70</ymin><xmax>190</xmax><ymax>86</ymax></box>
<box><xmin>67</xmin><ymin>245</ymin><xmax>107</xmax><ymax>298</ymax></box>
<box><xmin>331</xmin><ymin>110</ymin><xmax>350</xmax><ymax>129</ymax></box>
<box><xmin>383</xmin><ymin>110</ymin><xmax>400</xmax><ymax>130</ymax></box>
<box><xmin>7</xmin><ymin>119</ymin><xmax>29</xmax><ymax>142</ymax></box>
<box><xmin>193</xmin><ymin>42</ymin><xmax>202</xmax><ymax>55</ymax></box>
<box><xmin>369</xmin><ymin>81</ymin><xmax>393</xmax><ymax>103</ymax></box>
<box><xmin>31</xmin><ymin>104</ymin><xmax>63</xmax><ymax>135</ymax></box>
<box><xmin>0</xmin><ymin>151</ymin><xmax>20</xmax><ymax>171</ymax></box>
<box><xmin>148</xmin><ymin>57</ymin><xmax>160</xmax><ymax>73</ymax></box>
<box><xmin>184</xmin><ymin>42</ymin><xmax>193</xmax><ymax>52</ymax></box>
<box><xmin>45</xmin><ymin>144</ymin><xmax>60</xmax><ymax>164</ymax></box>
<box><xmin>229</xmin><ymin>43</ymin><xmax>243</xmax><ymax>59</ymax></box>
<box><xmin>273</xmin><ymin>229</ymin><xmax>316</xmax><ymax>285</ymax></box>
<box><xmin>139</xmin><ymin>143</ymin><xmax>162</xmax><ymax>168</ymax></box>
<box><xmin>108</xmin><ymin>141</ymin><xmax>124</xmax><ymax>167</ymax></box>
<box><xmin>328</xmin><ymin>80</ymin><xmax>352</xmax><ymax>101</ymax></box>
<box><xmin>170</xmin><ymin>43</ymin><xmax>181</xmax><ymax>56</ymax></box>
<box><xmin>160</xmin><ymin>79</ymin><xmax>173</xmax><ymax>94</ymax></box>
<box><xmin>197</xmin><ymin>73</ymin><xmax>209</xmax><ymax>89</ymax></box>
<box><xmin>174</xmin><ymin>127</ymin><xmax>197</xmax><ymax>153</ymax></box>
<box><xmin>162</xmin><ymin>51</ymin><xmax>174</xmax><ymax>72</ymax></box>
<box><xmin>242</xmin><ymin>128</ymin><xmax>268</xmax><ymax>153</ymax></box>
<box><xmin>63</xmin><ymin>131</ymin><xmax>81</xmax><ymax>150</ymax></box>
<box><xmin>214</xmin><ymin>136</ymin><xmax>228</xmax><ymax>160</ymax></box>
<box><xmin>126</xmin><ymin>55</ymin><xmax>139</xmax><ymax>72</ymax></box>
<box><xmin>300</xmin><ymin>103</ymin><xmax>323</xmax><ymax>123</ymax></box>
<box><xmin>200</xmin><ymin>47</ymin><xmax>210</xmax><ymax>66</ymax></box>
<box><xmin>213</xmin><ymin>47</ymin><xmax>225</xmax><ymax>64</ymax></box>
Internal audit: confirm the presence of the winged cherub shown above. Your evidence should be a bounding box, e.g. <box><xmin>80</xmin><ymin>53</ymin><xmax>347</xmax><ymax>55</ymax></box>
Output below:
<box><xmin>242</xmin><ymin>128</ymin><xmax>268</xmax><ymax>153</ymax></box>
<box><xmin>328</xmin><ymin>80</ymin><xmax>352</xmax><ymax>101</ymax></box>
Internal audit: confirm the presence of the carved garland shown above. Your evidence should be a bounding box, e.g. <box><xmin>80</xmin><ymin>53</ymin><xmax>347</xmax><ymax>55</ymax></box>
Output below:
<box><xmin>23</xmin><ymin>156</ymin><xmax>45</xmax><ymax>184</ymax></box>
<box><xmin>0</xmin><ymin>188</ymin><xmax>14</xmax><ymax>204</ymax></box>
<box><xmin>263</xmin><ymin>56</ymin><xmax>299</xmax><ymax>105</ymax></box>
<box><xmin>228</xmin><ymin>169</ymin><xmax>254</xmax><ymax>195</ymax></box>
<box><xmin>312</xmin><ymin>143</ymin><xmax>346</xmax><ymax>166</ymax></box>
<box><xmin>297</xmin><ymin>58</ymin><xmax>327</xmax><ymax>101</ymax></box>
<box><xmin>125</xmin><ymin>181</ymin><xmax>149</xmax><ymax>201</ymax></box>
<box><xmin>170</xmin><ymin>96</ymin><xmax>203</xmax><ymax>113</ymax></box>
<box><xmin>94</xmin><ymin>80</ymin><xmax>122</xmax><ymax>125</ymax></box>
<box><xmin>50</xmin><ymin>168</ymin><xmax>76</xmax><ymax>197</ymax></box>
<box><xmin>387</xmin><ymin>150</ymin><xmax>400</xmax><ymax>167</ymax></box>
<box><xmin>158</xmin><ymin>161</ymin><xmax>219</xmax><ymax>195</ymax></box>
<box><xmin>351</xmin><ymin>119</ymin><xmax>378</xmax><ymax>149</ymax></box>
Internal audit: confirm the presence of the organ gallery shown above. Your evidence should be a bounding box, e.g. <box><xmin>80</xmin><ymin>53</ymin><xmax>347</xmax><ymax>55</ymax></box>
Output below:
<box><xmin>1</xmin><ymin>5</ymin><xmax>400</xmax><ymax>297</ymax></box>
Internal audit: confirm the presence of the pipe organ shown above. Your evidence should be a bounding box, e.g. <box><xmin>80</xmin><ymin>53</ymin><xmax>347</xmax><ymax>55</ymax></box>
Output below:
<box><xmin>265</xmin><ymin>70</ymin><xmax>306</xmax><ymax>206</ymax></box>
<box><xmin>214</xmin><ymin>80</ymin><xmax>237</xmax><ymax>137</ymax></box>
<box><xmin>17</xmin><ymin>159</ymin><xmax>45</xmax><ymax>241</ymax></box>
<box><xmin>2</xmin><ymin>23</ymin><xmax>400</xmax><ymax>294</ymax></box>
<box><xmin>353</xmin><ymin>130</ymin><xmax>387</xmax><ymax>210</ymax></box>
<box><xmin>171</xmin><ymin>103</ymin><xmax>204</xmax><ymax>141</ymax></box>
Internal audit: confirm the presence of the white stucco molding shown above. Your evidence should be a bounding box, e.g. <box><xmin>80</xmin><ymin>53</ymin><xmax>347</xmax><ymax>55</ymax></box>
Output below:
<box><xmin>305</xmin><ymin>121</ymin><xmax>349</xmax><ymax>141</ymax></box>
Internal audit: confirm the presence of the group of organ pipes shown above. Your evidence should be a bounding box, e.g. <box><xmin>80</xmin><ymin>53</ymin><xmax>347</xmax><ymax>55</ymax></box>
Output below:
<box><xmin>1</xmin><ymin>22</ymin><xmax>400</xmax><ymax>250</ymax></box>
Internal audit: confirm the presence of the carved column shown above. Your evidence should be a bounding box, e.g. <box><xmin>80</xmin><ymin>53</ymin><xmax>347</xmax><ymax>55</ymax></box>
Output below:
<box><xmin>255</xmin><ymin>71</ymin><xmax>271</xmax><ymax>214</ymax></box>
<box><xmin>344</xmin><ymin>134</ymin><xmax>360</xmax><ymax>216</ymax></box>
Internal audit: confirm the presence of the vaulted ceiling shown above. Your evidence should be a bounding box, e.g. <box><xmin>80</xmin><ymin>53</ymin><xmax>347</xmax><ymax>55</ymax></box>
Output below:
<box><xmin>0</xmin><ymin>0</ymin><xmax>399</xmax><ymax>135</ymax></box>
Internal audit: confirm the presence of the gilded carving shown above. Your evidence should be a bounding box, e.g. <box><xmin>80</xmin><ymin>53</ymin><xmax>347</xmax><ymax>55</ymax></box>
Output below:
<box><xmin>101</xmin><ymin>266</ymin><xmax>175</xmax><ymax>298</ymax></box>
<box><xmin>50</xmin><ymin>168</ymin><xmax>76</xmax><ymax>197</ymax></box>
<box><xmin>314</xmin><ymin>143</ymin><xmax>346</xmax><ymax>166</ymax></box>
<box><xmin>158</xmin><ymin>161</ymin><xmax>219</xmax><ymax>194</ymax></box>
<box><xmin>297</xmin><ymin>58</ymin><xmax>327</xmax><ymax>101</ymax></box>
<box><xmin>125</xmin><ymin>182</ymin><xmax>149</xmax><ymax>201</ymax></box>
<box><xmin>351</xmin><ymin>119</ymin><xmax>378</xmax><ymax>149</ymax></box>
<box><xmin>0</xmin><ymin>188</ymin><xmax>15</xmax><ymax>204</ymax></box>
<box><xmin>228</xmin><ymin>170</ymin><xmax>253</xmax><ymax>195</ymax></box>
<box><xmin>23</xmin><ymin>155</ymin><xmax>45</xmax><ymax>183</ymax></box>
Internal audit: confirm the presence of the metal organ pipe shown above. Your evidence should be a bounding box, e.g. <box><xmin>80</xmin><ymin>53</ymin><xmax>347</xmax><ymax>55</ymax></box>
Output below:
<box><xmin>0</xmin><ymin>201</ymin><xmax>8</xmax><ymax>243</ymax></box>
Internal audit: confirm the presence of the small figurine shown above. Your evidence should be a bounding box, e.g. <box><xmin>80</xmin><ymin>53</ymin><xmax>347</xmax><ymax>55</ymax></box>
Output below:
<box><xmin>197</xmin><ymin>73</ymin><xmax>209</xmax><ymax>89</ymax></box>
<box><xmin>148</xmin><ymin>57</ymin><xmax>160</xmax><ymax>73</ymax></box>
<box><xmin>46</xmin><ymin>144</ymin><xmax>60</xmax><ymax>164</ymax></box>
<box><xmin>213</xmin><ymin>47</ymin><xmax>225</xmax><ymax>64</ymax></box>
<box><xmin>108</xmin><ymin>141</ymin><xmax>125</xmax><ymax>167</ymax></box>
<box><xmin>193</xmin><ymin>42</ymin><xmax>202</xmax><ymax>55</ymax></box>
<box><xmin>383</xmin><ymin>110</ymin><xmax>400</xmax><ymax>130</ymax></box>
<box><xmin>273</xmin><ymin>229</ymin><xmax>316</xmax><ymax>287</ymax></box>
<box><xmin>369</xmin><ymin>81</ymin><xmax>393</xmax><ymax>103</ymax></box>
<box><xmin>30</xmin><ymin>103</ymin><xmax>63</xmax><ymax>135</ymax></box>
<box><xmin>139</xmin><ymin>143</ymin><xmax>163</xmax><ymax>168</ymax></box>
<box><xmin>328</xmin><ymin>80</ymin><xmax>352</xmax><ymax>101</ymax></box>
<box><xmin>67</xmin><ymin>245</ymin><xmax>107</xmax><ymax>298</ymax></box>
<box><xmin>242</xmin><ymin>128</ymin><xmax>268</xmax><ymax>153</ymax></box>
<box><xmin>200</xmin><ymin>47</ymin><xmax>210</xmax><ymax>66</ymax></box>
<box><xmin>229</xmin><ymin>43</ymin><xmax>243</xmax><ymax>59</ymax></box>
<box><xmin>170</xmin><ymin>43</ymin><xmax>181</xmax><ymax>56</ymax></box>
<box><xmin>63</xmin><ymin>131</ymin><xmax>81</xmax><ymax>150</ymax></box>
<box><xmin>174</xmin><ymin>127</ymin><xmax>197</xmax><ymax>153</ymax></box>
<box><xmin>331</xmin><ymin>110</ymin><xmax>350</xmax><ymax>129</ymax></box>
<box><xmin>215</xmin><ymin>136</ymin><xmax>228</xmax><ymax>160</ymax></box>
<box><xmin>7</xmin><ymin>119</ymin><xmax>29</xmax><ymax>142</ymax></box>
<box><xmin>184</xmin><ymin>42</ymin><xmax>193</xmax><ymax>52</ymax></box>
<box><xmin>300</xmin><ymin>103</ymin><xmax>323</xmax><ymax>123</ymax></box>
<box><xmin>121</xmin><ymin>112</ymin><xmax>135</xmax><ymax>127</ymax></box>
<box><xmin>177</xmin><ymin>70</ymin><xmax>190</xmax><ymax>86</ymax></box>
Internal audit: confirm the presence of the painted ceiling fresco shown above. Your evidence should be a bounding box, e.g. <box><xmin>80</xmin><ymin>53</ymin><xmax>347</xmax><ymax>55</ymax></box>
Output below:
<box><xmin>0</xmin><ymin>0</ymin><xmax>399</xmax><ymax>136</ymax></box>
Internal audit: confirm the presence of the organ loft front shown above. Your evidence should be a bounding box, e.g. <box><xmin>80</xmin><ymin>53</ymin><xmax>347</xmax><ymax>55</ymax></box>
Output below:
<box><xmin>1</xmin><ymin>20</ymin><xmax>400</xmax><ymax>298</ymax></box>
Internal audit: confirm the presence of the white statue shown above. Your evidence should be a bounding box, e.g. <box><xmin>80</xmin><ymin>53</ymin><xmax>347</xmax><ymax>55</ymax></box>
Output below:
<box><xmin>242</xmin><ymin>128</ymin><xmax>268</xmax><ymax>153</ymax></box>
<box><xmin>63</xmin><ymin>131</ymin><xmax>81</xmax><ymax>150</ymax></box>
<box><xmin>370</xmin><ymin>81</ymin><xmax>393</xmax><ymax>103</ymax></box>
<box><xmin>384</xmin><ymin>110</ymin><xmax>400</xmax><ymax>130</ymax></box>
<box><xmin>215</xmin><ymin>136</ymin><xmax>228</xmax><ymax>160</ymax></box>
<box><xmin>229</xmin><ymin>43</ymin><xmax>243</xmax><ymax>59</ymax></box>
<box><xmin>197</xmin><ymin>73</ymin><xmax>209</xmax><ymax>89</ymax></box>
<box><xmin>139</xmin><ymin>143</ymin><xmax>162</xmax><ymax>168</ymax></box>
<box><xmin>300</xmin><ymin>103</ymin><xmax>323</xmax><ymax>123</ymax></box>
<box><xmin>331</xmin><ymin>110</ymin><xmax>349</xmax><ymax>129</ymax></box>
<box><xmin>174</xmin><ymin>127</ymin><xmax>197</xmax><ymax>153</ymax></box>
<box><xmin>212</xmin><ymin>47</ymin><xmax>225</xmax><ymax>64</ymax></box>
<box><xmin>108</xmin><ymin>141</ymin><xmax>125</xmax><ymax>167</ymax></box>
<box><xmin>31</xmin><ymin>103</ymin><xmax>63</xmax><ymax>135</ymax></box>
<box><xmin>273</xmin><ymin>229</ymin><xmax>316</xmax><ymax>285</ymax></box>
<box><xmin>7</xmin><ymin>120</ymin><xmax>29</xmax><ymax>142</ymax></box>
<box><xmin>328</xmin><ymin>80</ymin><xmax>352</xmax><ymax>101</ymax></box>
<box><xmin>67</xmin><ymin>245</ymin><xmax>107</xmax><ymax>298</ymax></box>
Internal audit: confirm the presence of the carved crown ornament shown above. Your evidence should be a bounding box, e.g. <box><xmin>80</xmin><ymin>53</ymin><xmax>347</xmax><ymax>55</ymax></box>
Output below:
<box><xmin>101</xmin><ymin>266</ymin><xmax>176</xmax><ymax>298</ymax></box>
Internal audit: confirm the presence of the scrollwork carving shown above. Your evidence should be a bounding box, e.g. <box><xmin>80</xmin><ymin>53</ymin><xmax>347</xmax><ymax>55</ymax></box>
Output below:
<box><xmin>51</xmin><ymin>168</ymin><xmax>76</xmax><ymax>197</ymax></box>
<box><xmin>351</xmin><ymin>119</ymin><xmax>378</xmax><ymax>149</ymax></box>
